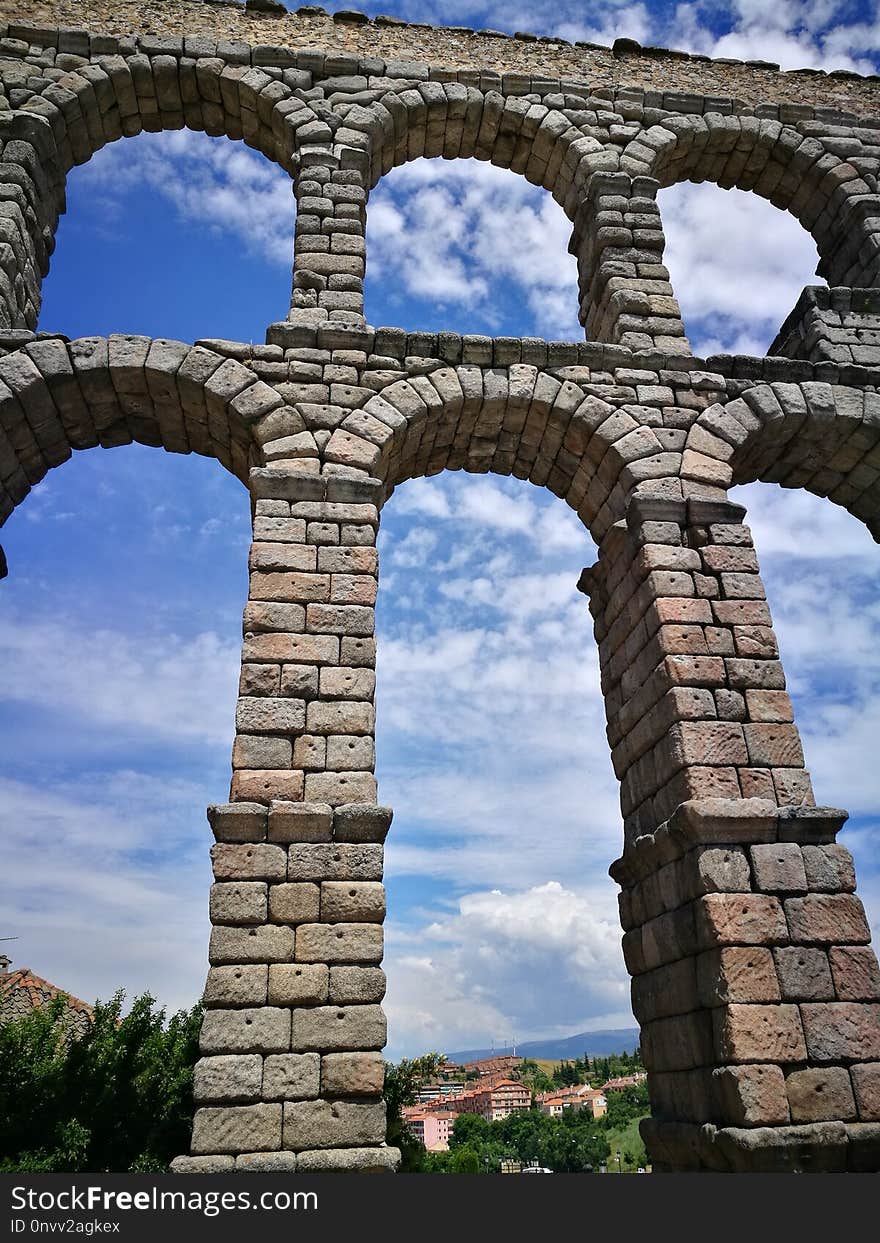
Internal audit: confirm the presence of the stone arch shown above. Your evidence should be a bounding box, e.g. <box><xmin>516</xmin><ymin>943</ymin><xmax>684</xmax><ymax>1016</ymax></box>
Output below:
<box><xmin>318</xmin><ymin>363</ymin><xmax>681</xmax><ymax>542</ymax></box>
<box><xmin>3</xmin><ymin>39</ymin><xmax>332</xmax><ymax>330</ymax></box>
<box><xmin>20</xmin><ymin>49</ymin><xmax>318</xmax><ymax>179</ymax></box>
<box><xmin>0</xmin><ymin>335</ymin><xmax>277</xmax><ymax>532</ymax></box>
<box><xmin>681</xmin><ymin>381</ymin><xmax>880</xmax><ymax>539</ymax></box>
<box><xmin>342</xmin><ymin>84</ymin><xmax>619</xmax><ymax>217</ymax></box>
<box><xmin>623</xmin><ymin>115</ymin><xmax>880</xmax><ymax>288</ymax></box>
<box><xmin>288</xmin><ymin>84</ymin><xmax>623</xmax><ymax>331</ymax></box>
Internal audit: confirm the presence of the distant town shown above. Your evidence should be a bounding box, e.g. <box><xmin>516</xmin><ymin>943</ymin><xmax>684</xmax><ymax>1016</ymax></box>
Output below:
<box><xmin>402</xmin><ymin>1052</ymin><xmax>647</xmax><ymax>1159</ymax></box>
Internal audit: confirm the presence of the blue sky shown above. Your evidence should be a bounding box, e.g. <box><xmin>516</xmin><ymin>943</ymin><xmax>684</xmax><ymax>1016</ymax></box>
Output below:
<box><xmin>2</xmin><ymin>1</ymin><xmax>880</xmax><ymax>1059</ymax></box>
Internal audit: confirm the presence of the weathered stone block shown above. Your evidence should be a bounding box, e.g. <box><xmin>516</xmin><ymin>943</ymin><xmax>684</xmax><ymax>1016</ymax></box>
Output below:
<box><xmin>320</xmin><ymin>881</ymin><xmax>386</xmax><ymax>923</ymax></box>
<box><xmin>631</xmin><ymin>958</ymin><xmax>699</xmax><ymax>1023</ymax></box>
<box><xmin>773</xmin><ymin>946</ymin><xmax>835</xmax><ymax>1001</ymax></box>
<box><xmin>667</xmin><ymin>720</ymin><xmax>747</xmax><ymax>767</ymax></box>
<box><xmin>287</xmin><ymin>843</ymin><xmax>384</xmax><ymax>880</ymax></box>
<box><xmin>193</xmin><ymin>1055</ymin><xmax>263</xmax><ymax>1103</ymax></box>
<box><xmin>304</xmin><ymin>771</ymin><xmax>379</xmax><ymax>805</ymax></box>
<box><xmin>268</xmin><ymin>962</ymin><xmax>329</xmax><ymax>1006</ymax></box>
<box><xmin>209</xmin><ymin>924</ymin><xmax>295</xmax><ymax>965</ymax></box>
<box><xmin>295</xmin><ymin>1146</ymin><xmax>399</xmax><ymax>1172</ymax></box>
<box><xmin>801</xmin><ymin>1003</ymin><xmax>880</xmax><ymax>1062</ymax></box>
<box><xmin>742</xmin><ymin>723</ymin><xmax>804</xmax><ymax>768</ymax></box>
<box><xmin>692</xmin><ymin>845</ymin><xmax>751</xmax><ymax>894</ymax></box>
<box><xmin>713</xmin><ymin>1121</ymin><xmax>848</xmax><ymax>1173</ymax></box>
<box><xmin>306</xmin><ymin>700</ymin><xmax>375</xmax><ymax>734</ymax></box>
<box><xmin>786</xmin><ymin>1067</ymin><xmax>856</xmax><ymax>1122</ymax></box>
<box><xmin>191</xmin><ymin>1104</ymin><xmax>282</xmax><ymax>1155</ymax></box>
<box><xmin>262</xmin><ymin>1053</ymin><xmax>321</xmax><ymax>1101</ymax></box>
<box><xmin>209</xmin><ymin>882</ymin><xmax>267</xmax><ymax>925</ymax></box>
<box><xmin>321</xmin><ymin>1051</ymin><xmax>385</xmax><ymax>1096</ymax></box>
<box><xmin>802</xmin><ymin>844</ymin><xmax>856</xmax><ymax>892</ymax></box>
<box><xmin>204</xmin><ymin>965</ymin><xmax>268</xmax><ymax>1008</ymax></box>
<box><xmin>326</xmin><ymin>735</ymin><xmax>375</xmax><ymax>770</ymax></box>
<box><xmin>208</xmin><ymin>802</ymin><xmax>267</xmax><ymax>843</ymax></box>
<box><xmin>695</xmin><ymin>893</ymin><xmax>788</xmax><ymax>948</ymax></box>
<box><xmin>320</xmin><ymin>667</ymin><xmax>376</xmax><ymax>700</ymax></box>
<box><xmin>170</xmin><ymin>1155</ymin><xmax>235</xmax><ymax>1173</ymax></box>
<box><xmin>236</xmin><ymin>696</ymin><xmax>306</xmax><ymax>734</ymax></box>
<box><xmin>696</xmin><ymin>947</ymin><xmax>780</xmax><ymax>1007</ymax></box>
<box><xmin>851</xmin><ymin>1063</ymin><xmax>880</xmax><ymax>1121</ymax></box>
<box><xmin>713</xmin><ymin>1004</ymin><xmax>807</xmax><ymax>1063</ymax></box>
<box><xmin>268</xmin><ymin>801</ymin><xmax>333</xmax><ymax>842</ymax></box>
<box><xmin>268</xmin><ymin>882</ymin><xmax>321</xmax><ymax>923</ymax></box>
<box><xmin>282</xmin><ymin>1099</ymin><xmax>386</xmax><ymax>1150</ymax></box>
<box><xmin>235</xmin><ymin>1151</ymin><xmax>298</xmax><ymax>1172</ymax></box>
<box><xmin>784</xmin><ymin>895</ymin><xmax>871</xmax><ymax>945</ymax></box>
<box><xmin>296</xmin><ymin>922</ymin><xmax>383</xmax><ymax>963</ymax></box>
<box><xmin>750</xmin><ymin>843</ymin><xmax>807</xmax><ymax>893</ymax></box>
<box><xmin>829</xmin><ymin>946</ymin><xmax>880</xmax><ymax>1000</ymax></box>
<box><xmin>212</xmin><ymin>843</ymin><xmax>287</xmax><ymax>882</ymax></box>
<box><xmin>713</xmin><ymin>1064</ymin><xmax>790</xmax><ymax>1126</ymax></box>
<box><xmin>640</xmin><ymin>1011</ymin><xmax>714</xmax><ymax>1072</ymax></box>
<box><xmin>231</xmin><ymin>769</ymin><xmax>305</xmax><ymax>804</ymax></box>
<box><xmin>668</xmin><ymin>797</ymin><xmax>777</xmax><ymax>844</ymax></box>
<box><xmin>290</xmin><ymin>1004</ymin><xmax>386</xmax><ymax>1052</ymax></box>
<box><xmin>328</xmin><ymin>966</ymin><xmax>387</xmax><ymax>1004</ymax></box>
<box><xmin>199</xmin><ymin>1007</ymin><xmax>290</xmax><ymax>1054</ymax></box>
<box><xmin>640</xmin><ymin>903</ymin><xmax>698</xmax><ymax>969</ymax></box>
<box><xmin>333</xmin><ymin>803</ymin><xmax>393</xmax><ymax>842</ymax></box>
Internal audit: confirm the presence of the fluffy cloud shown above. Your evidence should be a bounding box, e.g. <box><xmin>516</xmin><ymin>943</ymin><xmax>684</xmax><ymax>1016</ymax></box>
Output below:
<box><xmin>661</xmin><ymin>183</ymin><xmax>822</xmax><ymax>356</ymax></box>
<box><xmin>383</xmin><ymin>881</ymin><xmax>633</xmax><ymax>1057</ymax></box>
<box><xmin>79</xmin><ymin>129</ymin><xmax>295</xmax><ymax>266</ymax></box>
<box><xmin>366</xmin><ymin>160</ymin><xmax>580</xmax><ymax>338</ymax></box>
<box><xmin>0</xmin><ymin>611</ymin><xmax>241</xmax><ymax>747</ymax></box>
<box><xmin>0</xmin><ymin>773</ymin><xmax>213</xmax><ymax>1013</ymax></box>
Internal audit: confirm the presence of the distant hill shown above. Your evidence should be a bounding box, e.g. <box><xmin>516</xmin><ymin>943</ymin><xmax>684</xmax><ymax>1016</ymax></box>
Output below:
<box><xmin>447</xmin><ymin>1028</ymin><xmax>641</xmax><ymax>1063</ymax></box>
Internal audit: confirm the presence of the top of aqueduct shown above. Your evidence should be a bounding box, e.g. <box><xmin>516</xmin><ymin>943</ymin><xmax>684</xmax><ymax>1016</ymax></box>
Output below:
<box><xmin>6</xmin><ymin>0</ymin><xmax>880</xmax><ymax>117</ymax></box>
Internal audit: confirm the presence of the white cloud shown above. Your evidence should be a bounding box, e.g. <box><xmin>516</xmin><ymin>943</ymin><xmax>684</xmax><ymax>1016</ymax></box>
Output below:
<box><xmin>0</xmin><ymin>774</ymin><xmax>213</xmax><ymax>1014</ymax></box>
<box><xmin>383</xmin><ymin>880</ymin><xmax>632</xmax><ymax>1058</ymax></box>
<box><xmin>366</xmin><ymin>160</ymin><xmax>581</xmax><ymax>338</ymax></box>
<box><xmin>661</xmin><ymin>182</ymin><xmax>821</xmax><ymax>356</ymax></box>
<box><xmin>80</xmin><ymin>129</ymin><xmax>295</xmax><ymax>266</ymax></box>
<box><xmin>0</xmin><ymin>612</ymin><xmax>240</xmax><ymax>747</ymax></box>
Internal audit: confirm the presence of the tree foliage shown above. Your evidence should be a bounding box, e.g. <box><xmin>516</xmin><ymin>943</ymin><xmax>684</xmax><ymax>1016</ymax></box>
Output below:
<box><xmin>425</xmin><ymin>1107</ymin><xmax>612</xmax><ymax>1174</ymax></box>
<box><xmin>383</xmin><ymin>1052</ymin><xmax>447</xmax><ymax>1172</ymax></box>
<box><xmin>0</xmin><ymin>991</ymin><xmax>201</xmax><ymax>1172</ymax></box>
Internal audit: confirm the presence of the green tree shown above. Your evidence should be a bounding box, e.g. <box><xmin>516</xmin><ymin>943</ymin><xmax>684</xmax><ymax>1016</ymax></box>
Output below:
<box><xmin>383</xmin><ymin>1052</ymin><xmax>446</xmax><ymax>1173</ymax></box>
<box><xmin>603</xmin><ymin>1082</ymin><xmax>650</xmax><ymax>1130</ymax></box>
<box><xmin>0</xmin><ymin>991</ymin><xmax>201</xmax><ymax>1172</ymax></box>
<box><xmin>450</xmin><ymin>1145</ymin><xmax>482</xmax><ymax>1173</ymax></box>
<box><xmin>448</xmin><ymin>1111</ymin><xmax>491</xmax><ymax>1149</ymax></box>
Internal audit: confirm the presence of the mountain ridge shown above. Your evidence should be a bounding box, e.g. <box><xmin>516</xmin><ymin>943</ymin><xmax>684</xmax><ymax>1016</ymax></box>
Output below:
<box><xmin>447</xmin><ymin>1027</ymin><xmax>641</xmax><ymax>1063</ymax></box>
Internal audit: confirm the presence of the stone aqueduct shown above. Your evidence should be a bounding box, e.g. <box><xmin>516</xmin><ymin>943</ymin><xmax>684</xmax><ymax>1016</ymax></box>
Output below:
<box><xmin>1</xmin><ymin>0</ymin><xmax>880</xmax><ymax>1174</ymax></box>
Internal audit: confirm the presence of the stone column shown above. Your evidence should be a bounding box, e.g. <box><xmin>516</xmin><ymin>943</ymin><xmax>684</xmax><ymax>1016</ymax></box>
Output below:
<box><xmin>582</xmin><ymin>493</ymin><xmax>814</xmax><ymax>846</ymax></box>
<box><xmin>570</xmin><ymin>173</ymin><xmax>690</xmax><ymax>354</ymax></box>
<box><xmin>0</xmin><ymin>112</ymin><xmax>65</xmax><ymax>331</ymax></box>
<box><xmin>287</xmin><ymin>146</ymin><xmax>367</xmax><ymax>330</ymax></box>
<box><xmin>173</xmin><ymin>466</ymin><xmax>399</xmax><ymax>1172</ymax></box>
<box><xmin>585</xmin><ymin>492</ymin><xmax>880</xmax><ymax>1171</ymax></box>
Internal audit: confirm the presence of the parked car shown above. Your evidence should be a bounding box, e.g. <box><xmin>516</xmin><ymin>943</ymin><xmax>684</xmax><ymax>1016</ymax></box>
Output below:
<box><xmin>521</xmin><ymin>1165</ymin><xmax>554</xmax><ymax>1174</ymax></box>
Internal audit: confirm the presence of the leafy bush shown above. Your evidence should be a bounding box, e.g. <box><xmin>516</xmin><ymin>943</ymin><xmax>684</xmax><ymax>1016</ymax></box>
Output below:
<box><xmin>0</xmin><ymin>991</ymin><xmax>201</xmax><ymax>1172</ymax></box>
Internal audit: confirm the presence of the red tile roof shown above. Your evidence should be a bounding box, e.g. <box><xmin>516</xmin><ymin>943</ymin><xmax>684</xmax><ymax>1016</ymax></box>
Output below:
<box><xmin>0</xmin><ymin>967</ymin><xmax>93</xmax><ymax>1035</ymax></box>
